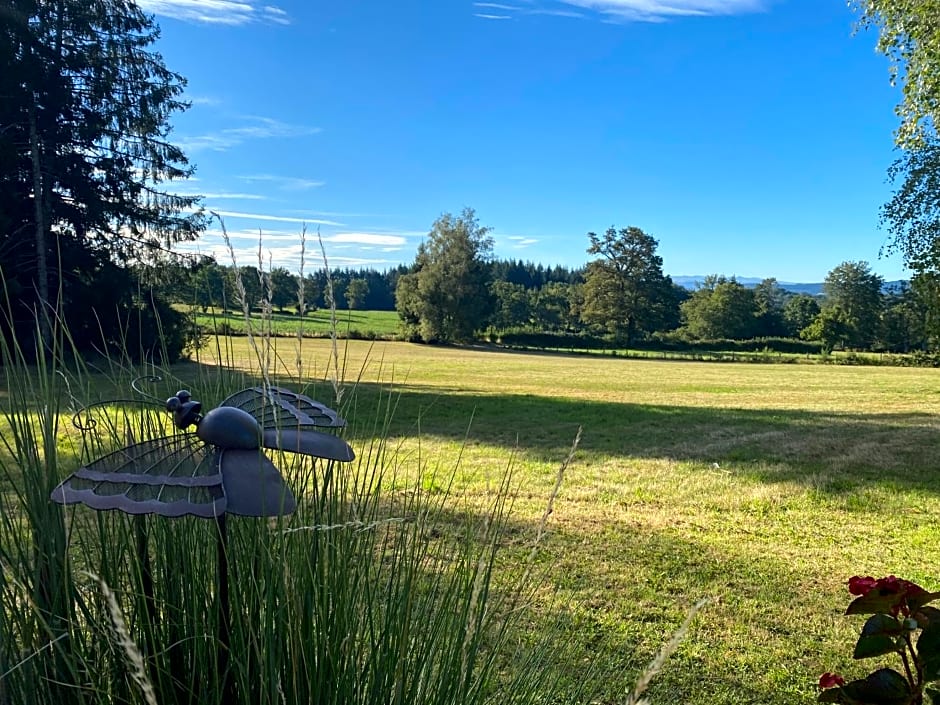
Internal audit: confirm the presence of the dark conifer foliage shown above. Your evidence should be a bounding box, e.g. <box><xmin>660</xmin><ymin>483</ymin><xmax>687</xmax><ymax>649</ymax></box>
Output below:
<box><xmin>0</xmin><ymin>0</ymin><xmax>203</xmax><ymax>359</ymax></box>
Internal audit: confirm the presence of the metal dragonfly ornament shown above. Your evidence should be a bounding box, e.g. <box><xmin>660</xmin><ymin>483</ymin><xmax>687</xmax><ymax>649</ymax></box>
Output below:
<box><xmin>51</xmin><ymin>384</ymin><xmax>355</xmax><ymax>518</ymax></box>
<box><xmin>51</xmin><ymin>381</ymin><xmax>355</xmax><ymax>702</ymax></box>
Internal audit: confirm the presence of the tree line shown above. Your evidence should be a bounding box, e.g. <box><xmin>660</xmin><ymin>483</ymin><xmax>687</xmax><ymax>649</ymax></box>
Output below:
<box><xmin>150</xmin><ymin>260</ymin><xmax>404</xmax><ymax>313</ymax></box>
<box><xmin>391</xmin><ymin>209</ymin><xmax>940</xmax><ymax>354</ymax></box>
<box><xmin>76</xmin><ymin>208</ymin><xmax>940</xmax><ymax>356</ymax></box>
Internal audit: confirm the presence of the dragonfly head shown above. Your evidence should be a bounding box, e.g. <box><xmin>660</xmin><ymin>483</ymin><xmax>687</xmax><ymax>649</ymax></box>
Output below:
<box><xmin>166</xmin><ymin>390</ymin><xmax>202</xmax><ymax>430</ymax></box>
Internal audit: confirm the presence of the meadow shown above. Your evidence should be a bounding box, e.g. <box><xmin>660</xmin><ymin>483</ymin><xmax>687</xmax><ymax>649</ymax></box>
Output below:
<box><xmin>189</xmin><ymin>337</ymin><xmax>940</xmax><ymax>703</ymax></box>
<box><xmin>186</xmin><ymin>307</ymin><xmax>921</xmax><ymax>367</ymax></box>
<box><xmin>4</xmin><ymin>334</ymin><xmax>940</xmax><ymax>704</ymax></box>
<box><xmin>190</xmin><ymin>308</ymin><xmax>401</xmax><ymax>338</ymax></box>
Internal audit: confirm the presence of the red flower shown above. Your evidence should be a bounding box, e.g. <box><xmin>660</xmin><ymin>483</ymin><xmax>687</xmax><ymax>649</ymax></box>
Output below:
<box><xmin>819</xmin><ymin>672</ymin><xmax>845</xmax><ymax>689</ymax></box>
<box><xmin>848</xmin><ymin>576</ymin><xmax>878</xmax><ymax>596</ymax></box>
<box><xmin>878</xmin><ymin>575</ymin><xmax>903</xmax><ymax>593</ymax></box>
<box><xmin>848</xmin><ymin>575</ymin><xmax>929</xmax><ymax>617</ymax></box>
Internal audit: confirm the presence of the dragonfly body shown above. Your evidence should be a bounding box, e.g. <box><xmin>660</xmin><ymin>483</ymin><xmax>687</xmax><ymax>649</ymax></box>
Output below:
<box><xmin>196</xmin><ymin>406</ymin><xmax>261</xmax><ymax>450</ymax></box>
<box><xmin>52</xmin><ymin>385</ymin><xmax>354</xmax><ymax>519</ymax></box>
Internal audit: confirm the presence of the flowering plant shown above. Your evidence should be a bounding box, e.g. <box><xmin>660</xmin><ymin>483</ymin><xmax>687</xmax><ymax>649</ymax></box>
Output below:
<box><xmin>819</xmin><ymin>576</ymin><xmax>940</xmax><ymax>704</ymax></box>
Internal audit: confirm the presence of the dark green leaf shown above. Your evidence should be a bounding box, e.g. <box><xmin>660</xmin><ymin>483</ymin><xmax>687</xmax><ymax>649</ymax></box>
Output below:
<box><xmin>910</xmin><ymin>591</ymin><xmax>940</xmax><ymax>613</ymax></box>
<box><xmin>915</xmin><ymin>606</ymin><xmax>940</xmax><ymax>629</ymax></box>
<box><xmin>862</xmin><ymin>614</ymin><xmax>905</xmax><ymax>637</ymax></box>
<box><xmin>867</xmin><ymin>667</ymin><xmax>913</xmax><ymax>696</ymax></box>
<box><xmin>847</xmin><ymin>593</ymin><xmax>903</xmax><ymax>617</ymax></box>
<box><xmin>818</xmin><ymin>686</ymin><xmax>848</xmax><ymax>703</ymax></box>
<box><xmin>924</xmin><ymin>656</ymin><xmax>940</xmax><ymax>682</ymax></box>
<box><xmin>838</xmin><ymin>668</ymin><xmax>912</xmax><ymax>705</ymax></box>
<box><xmin>920</xmin><ymin>623</ymin><xmax>940</xmax><ymax>661</ymax></box>
<box><xmin>855</xmin><ymin>634</ymin><xmax>901</xmax><ymax>659</ymax></box>
<box><xmin>925</xmin><ymin>686</ymin><xmax>940</xmax><ymax>704</ymax></box>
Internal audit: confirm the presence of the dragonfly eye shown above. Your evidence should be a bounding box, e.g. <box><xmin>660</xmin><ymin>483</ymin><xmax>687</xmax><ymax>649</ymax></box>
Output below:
<box><xmin>176</xmin><ymin>390</ymin><xmax>192</xmax><ymax>404</ymax></box>
<box><xmin>166</xmin><ymin>397</ymin><xmax>181</xmax><ymax>412</ymax></box>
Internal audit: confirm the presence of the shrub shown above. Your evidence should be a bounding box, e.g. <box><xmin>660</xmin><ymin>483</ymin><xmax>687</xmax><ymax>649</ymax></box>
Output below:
<box><xmin>494</xmin><ymin>330</ymin><xmax>823</xmax><ymax>356</ymax></box>
<box><xmin>495</xmin><ymin>330</ymin><xmax>609</xmax><ymax>350</ymax></box>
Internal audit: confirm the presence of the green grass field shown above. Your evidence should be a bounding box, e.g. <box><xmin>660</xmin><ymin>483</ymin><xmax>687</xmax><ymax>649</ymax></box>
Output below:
<box><xmin>190</xmin><ymin>307</ymin><xmax>402</xmax><ymax>338</ymax></box>
<box><xmin>170</xmin><ymin>337</ymin><xmax>940</xmax><ymax>704</ymax></box>
<box><xmin>6</xmin><ymin>335</ymin><xmax>940</xmax><ymax>703</ymax></box>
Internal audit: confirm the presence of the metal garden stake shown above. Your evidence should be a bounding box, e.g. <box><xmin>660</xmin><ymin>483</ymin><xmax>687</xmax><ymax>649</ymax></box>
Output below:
<box><xmin>51</xmin><ymin>382</ymin><xmax>355</xmax><ymax>703</ymax></box>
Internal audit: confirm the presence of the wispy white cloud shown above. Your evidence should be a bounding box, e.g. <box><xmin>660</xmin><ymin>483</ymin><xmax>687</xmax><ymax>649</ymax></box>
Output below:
<box><xmin>136</xmin><ymin>0</ymin><xmax>290</xmax><ymax>26</ymax></box>
<box><xmin>186</xmin><ymin>95</ymin><xmax>222</xmax><ymax>107</ymax></box>
<box><xmin>171</xmin><ymin>214</ymin><xmax>425</xmax><ymax>273</ymax></box>
<box><xmin>480</xmin><ymin>0</ymin><xmax>765</xmax><ymax>22</ymax></box>
<box><xmin>260</xmin><ymin>5</ymin><xmax>289</xmax><ymax>24</ymax></box>
<box><xmin>285</xmin><ymin>208</ymin><xmax>380</xmax><ymax>218</ymax></box>
<box><xmin>475</xmin><ymin>13</ymin><xmax>513</xmax><ymax>19</ymax></box>
<box><xmin>474</xmin><ymin>2</ymin><xmax>521</xmax><ymax>8</ymax></box>
<box><xmin>179</xmin><ymin>191</ymin><xmax>267</xmax><ymax>200</ymax></box>
<box><xmin>325</xmin><ymin>232</ymin><xmax>409</xmax><ymax>247</ymax></box>
<box><xmin>179</xmin><ymin>117</ymin><xmax>320</xmax><ymax>152</ymax></box>
<box><xmin>355</xmin><ymin>227</ymin><xmax>428</xmax><ymax>240</ymax></box>
<box><xmin>238</xmin><ymin>174</ymin><xmax>325</xmax><ymax>190</ymax></box>
<box><xmin>529</xmin><ymin>7</ymin><xmax>585</xmax><ymax>17</ymax></box>
<box><xmin>505</xmin><ymin>235</ymin><xmax>539</xmax><ymax>248</ymax></box>
<box><xmin>175</xmin><ymin>234</ymin><xmax>403</xmax><ymax>272</ymax></box>
<box><xmin>197</xmin><ymin>227</ymin><xmax>298</xmax><ymax>240</ymax></box>
<box><xmin>178</xmin><ymin>134</ymin><xmax>237</xmax><ymax>152</ymax></box>
<box><xmin>205</xmin><ymin>209</ymin><xmax>344</xmax><ymax>226</ymax></box>
<box><xmin>561</xmin><ymin>0</ymin><xmax>764</xmax><ymax>20</ymax></box>
<box><xmin>228</xmin><ymin>116</ymin><xmax>320</xmax><ymax>139</ymax></box>
<box><xmin>186</xmin><ymin>225</ymin><xmax>417</xmax><ymax>243</ymax></box>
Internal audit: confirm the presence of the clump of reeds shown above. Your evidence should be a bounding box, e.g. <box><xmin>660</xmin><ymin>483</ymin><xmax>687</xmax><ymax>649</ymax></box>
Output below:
<box><xmin>0</xmin><ymin>230</ymin><xmax>705</xmax><ymax>705</ymax></box>
<box><xmin>0</xmin><ymin>234</ymin><xmax>575</xmax><ymax>705</ymax></box>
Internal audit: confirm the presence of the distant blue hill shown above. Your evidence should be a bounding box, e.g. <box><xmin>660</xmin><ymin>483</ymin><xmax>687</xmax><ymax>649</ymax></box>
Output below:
<box><xmin>671</xmin><ymin>276</ymin><xmax>907</xmax><ymax>296</ymax></box>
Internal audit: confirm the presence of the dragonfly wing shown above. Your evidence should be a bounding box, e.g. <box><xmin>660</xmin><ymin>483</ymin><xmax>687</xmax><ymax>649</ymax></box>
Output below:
<box><xmin>50</xmin><ymin>435</ymin><xmax>226</xmax><ymax>518</ymax></box>
<box><xmin>219</xmin><ymin>448</ymin><xmax>297</xmax><ymax>517</ymax></box>
<box><xmin>261</xmin><ymin>428</ymin><xmax>355</xmax><ymax>462</ymax></box>
<box><xmin>220</xmin><ymin>386</ymin><xmax>347</xmax><ymax>429</ymax></box>
<box><xmin>220</xmin><ymin>386</ymin><xmax>355</xmax><ymax>461</ymax></box>
<box><xmin>266</xmin><ymin>387</ymin><xmax>346</xmax><ymax>428</ymax></box>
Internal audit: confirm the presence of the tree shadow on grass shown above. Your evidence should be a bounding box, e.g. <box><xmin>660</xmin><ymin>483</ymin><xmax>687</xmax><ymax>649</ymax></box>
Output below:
<box><xmin>111</xmin><ymin>360</ymin><xmax>940</xmax><ymax>495</ymax></box>
<box><xmin>337</xmin><ymin>380</ymin><xmax>940</xmax><ymax>496</ymax></box>
<box><xmin>5</xmin><ymin>356</ymin><xmax>938</xmax><ymax>496</ymax></box>
<box><xmin>0</xmin><ymin>357</ymin><xmax>900</xmax><ymax>704</ymax></box>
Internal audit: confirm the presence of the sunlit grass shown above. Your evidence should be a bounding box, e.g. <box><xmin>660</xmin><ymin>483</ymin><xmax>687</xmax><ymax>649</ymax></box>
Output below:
<box><xmin>190</xmin><ymin>337</ymin><xmax>940</xmax><ymax>703</ymax></box>
<box><xmin>0</xmin><ymin>327</ymin><xmax>581</xmax><ymax>704</ymax></box>
<box><xmin>189</xmin><ymin>307</ymin><xmax>401</xmax><ymax>338</ymax></box>
<box><xmin>6</xmin><ymin>331</ymin><xmax>940</xmax><ymax>704</ymax></box>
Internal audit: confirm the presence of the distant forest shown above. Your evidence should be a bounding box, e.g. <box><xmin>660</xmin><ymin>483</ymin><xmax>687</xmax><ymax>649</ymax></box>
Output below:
<box><xmin>147</xmin><ymin>247</ymin><xmax>932</xmax><ymax>358</ymax></box>
<box><xmin>151</xmin><ymin>258</ymin><xmax>583</xmax><ymax>313</ymax></box>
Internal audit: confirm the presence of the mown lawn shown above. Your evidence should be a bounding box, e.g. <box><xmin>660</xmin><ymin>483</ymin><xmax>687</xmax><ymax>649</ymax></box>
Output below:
<box><xmin>189</xmin><ymin>307</ymin><xmax>401</xmax><ymax>338</ymax></box>
<box><xmin>161</xmin><ymin>337</ymin><xmax>940</xmax><ymax>704</ymax></box>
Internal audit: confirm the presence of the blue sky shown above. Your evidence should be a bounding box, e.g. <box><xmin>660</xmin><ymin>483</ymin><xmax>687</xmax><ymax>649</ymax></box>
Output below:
<box><xmin>142</xmin><ymin>0</ymin><xmax>909</xmax><ymax>282</ymax></box>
